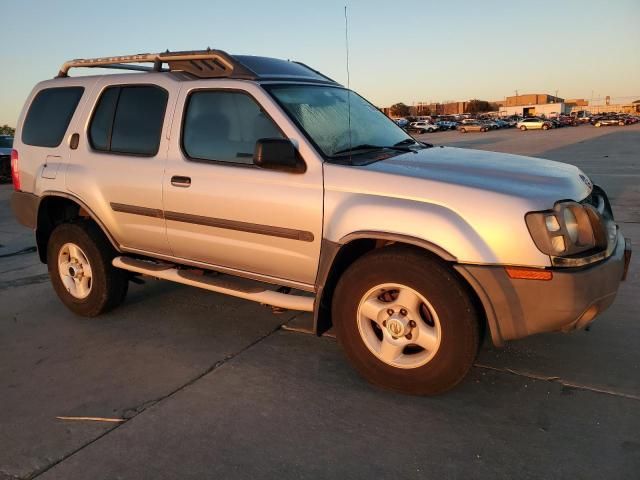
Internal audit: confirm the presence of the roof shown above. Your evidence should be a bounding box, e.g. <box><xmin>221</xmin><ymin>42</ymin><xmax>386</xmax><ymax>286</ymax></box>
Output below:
<box><xmin>57</xmin><ymin>49</ymin><xmax>338</xmax><ymax>85</ymax></box>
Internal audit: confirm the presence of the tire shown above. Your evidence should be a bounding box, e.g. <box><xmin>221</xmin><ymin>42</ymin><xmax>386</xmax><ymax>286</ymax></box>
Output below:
<box><xmin>520</xmin><ymin>125</ymin><xmax>527</xmax><ymax>131</ymax></box>
<box><xmin>419</xmin><ymin>129</ymin><xmax>426</xmax><ymax>134</ymax></box>
<box><xmin>595</xmin><ymin>122</ymin><xmax>601</xmax><ymax>127</ymax></box>
<box><xmin>47</xmin><ymin>222</ymin><xmax>129</xmax><ymax>317</ymax></box>
<box><xmin>332</xmin><ymin>247</ymin><xmax>480</xmax><ymax>395</ymax></box>
<box><xmin>427</xmin><ymin>128</ymin><xmax>434</xmax><ymax>133</ymax></box>
<box><xmin>542</xmin><ymin>124</ymin><xmax>549</xmax><ymax>130</ymax></box>
<box><xmin>619</xmin><ymin>121</ymin><xmax>625</xmax><ymax>126</ymax></box>
<box><xmin>460</xmin><ymin>128</ymin><xmax>466</xmax><ymax>133</ymax></box>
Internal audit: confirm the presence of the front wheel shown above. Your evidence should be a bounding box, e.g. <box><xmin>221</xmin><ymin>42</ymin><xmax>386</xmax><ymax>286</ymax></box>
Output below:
<box><xmin>619</xmin><ymin>121</ymin><xmax>625</xmax><ymax>126</ymax></box>
<box><xmin>595</xmin><ymin>122</ymin><xmax>601</xmax><ymax>127</ymax></box>
<box><xmin>542</xmin><ymin>124</ymin><xmax>549</xmax><ymax>130</ymax></box>
<box><xmin>47</xmin><ymin>222</ymin><xmax>129</xmax><ymax>317</ymax></box>
<box><xmin>460</xmin><ymin>128</ymin><xmax>466</xmax><ymax>133</ymax></box>
<box><xmin>332</xmin><ymin>247</ymin><xmax>480</xmax><ymax>395</ymax></box>
<box><xmin>520</xmin><ymin>125</ymin><xmax>527</xmax><ymax>131</ymax></box>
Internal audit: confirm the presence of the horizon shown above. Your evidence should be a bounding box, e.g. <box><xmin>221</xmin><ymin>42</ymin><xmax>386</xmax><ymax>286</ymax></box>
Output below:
<box><xmin>1</xmin><ymin>0</ymin><xmax>639</xmax><ymax>127</ymax></box>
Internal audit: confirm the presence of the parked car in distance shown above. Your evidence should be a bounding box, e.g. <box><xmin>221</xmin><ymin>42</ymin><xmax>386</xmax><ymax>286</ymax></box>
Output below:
<box><xmin>10</xmin><ymin>49</ymin><xmax>632</xmax><ymax>396</ymax></box>
<box><xmin>436</xmin><ymin>120</ymin><xmax>458</xmax><ymax>130</ymax></box>
<box><xmin>0</xmin><ymin>135</ymin><xmax>14</xmax><ymax>180</ymax></box>
<box><xmin>480</xmin><ymin>120</ymin><xmax>499</xmax><ymax>130</ymax></box>
<box><xmin>557</xmin><ymin>116</ymin><xmax>577</xmax><ymax>127</ymax></box>
<box><xmin>457</xmin><ymin>121</ymin><xmax>488</xmax><ymax>133</ymax></box>
<box><xmin>393</xmin><ymin>118</ymin><xmax>409</xmax><ymax>128</ymax></box>
<box><xmin>517</xmin><ymin>118</ymin><xmax>552</xmax><ymax>131</ymax></box>
<box><xmin>409</xmin><ymin>121</ymin><xmax>439</xmax><ymax>133</ymax></box>
<box><xmin>593</xmin><ymin>116</ymin><xmax>626</xmax><ymax>127</ymax></box>
<box><xmin>498</xmin><ymin>118</ymin><xmax>517</xmax><ymax>128</ymax></box>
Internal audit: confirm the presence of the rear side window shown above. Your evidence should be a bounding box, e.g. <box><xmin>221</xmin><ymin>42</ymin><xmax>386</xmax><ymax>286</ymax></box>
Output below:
<box><xmin>22</xmin><ymin>87</ymin><xmax>84</xmax><ymax>147</ymax></box>
<box><xmin>89</xmin><ymin>85</ymin><xmax>168</xmax><ymax>156</ymax></box>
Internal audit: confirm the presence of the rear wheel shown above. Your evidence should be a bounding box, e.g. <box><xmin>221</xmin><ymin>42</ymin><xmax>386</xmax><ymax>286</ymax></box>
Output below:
<box><xmin>460</xmin><ymin>128</ymin><xmax>466</xmax><ymax>133</ymax></box>
<box><xmin>542</xmin><ymin>124</ymin><xmax>549</xmax><ymax>130</ymax></box>
<box><xmin>595</xmin><ymin>122</ymin><xmax>601</xmax><ymax>127</ymax></box>
<box><xmin>47</xmin><ymin>222</ymin><xmax>128</xmax><ymax>316</ymax></box>
<box><xmin>619</xmin><ymin>121</ymin><xmax>625</xmax><ymax>126</ymax></box>
<box><xmin>419</xmin><ymin>129</ymin><xmax>426</xmax><ymax>134</ymax></box>
<box><xmin>332</xmin><ymin>247</ymin><xmax>480</xmax><ymax>395</ymax></box>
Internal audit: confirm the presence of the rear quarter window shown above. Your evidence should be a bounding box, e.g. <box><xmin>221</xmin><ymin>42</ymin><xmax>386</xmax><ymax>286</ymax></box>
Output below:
<box><xmin>22</xmin><ymin>87</ymin><xmax>84</xmax><ymax>147</ymax></box>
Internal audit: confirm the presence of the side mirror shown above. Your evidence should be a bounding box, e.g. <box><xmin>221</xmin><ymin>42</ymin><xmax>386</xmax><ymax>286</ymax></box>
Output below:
<box><xmin>253</xmin><ymin>138</ymin><xmax>306</xmax><ymax>173</ymax></box>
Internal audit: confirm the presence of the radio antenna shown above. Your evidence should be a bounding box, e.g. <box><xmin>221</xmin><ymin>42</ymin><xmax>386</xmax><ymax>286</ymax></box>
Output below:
<box><xmin>344</xmin><ymin>5</ymin><xmax>352</xmax><ymax>158</ymax></box>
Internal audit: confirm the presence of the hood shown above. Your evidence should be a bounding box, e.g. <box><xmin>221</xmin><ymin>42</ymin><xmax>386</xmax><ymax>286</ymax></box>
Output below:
<box><xmin>363</xmin><ymin>146</ymin><xmax>592</xmax><ymax>206</ymax></box>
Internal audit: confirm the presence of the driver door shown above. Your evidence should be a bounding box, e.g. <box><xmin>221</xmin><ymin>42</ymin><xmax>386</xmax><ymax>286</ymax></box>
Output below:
<box><xmin>163</xmin><ymin>85</ymin><xmax>323</xmax><ymax>287</ymax></box>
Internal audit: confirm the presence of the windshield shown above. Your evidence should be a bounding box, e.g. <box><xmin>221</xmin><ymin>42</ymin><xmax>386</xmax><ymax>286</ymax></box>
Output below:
<box><xmin>266</xmin><ymin>85</ymin><xmax>415</xmax><ymax>159</ymax></box>
<box><xmin>0</xmin><ymin>137</ymin><xmax>13</xmax><ymax>148</ymax></box>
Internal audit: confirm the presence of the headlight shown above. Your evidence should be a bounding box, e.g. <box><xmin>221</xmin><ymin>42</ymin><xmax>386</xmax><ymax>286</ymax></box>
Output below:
<box><xmin>526</xmin><ymin>201</ymin><xmax>610</xmax><ymax>259</ymax></box>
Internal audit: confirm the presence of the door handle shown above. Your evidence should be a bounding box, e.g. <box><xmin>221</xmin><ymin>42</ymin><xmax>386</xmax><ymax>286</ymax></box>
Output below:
<box><xmin>171</xmin><ymin>175</ymin><xmax>191</xmax><ymax>187</ymax></box>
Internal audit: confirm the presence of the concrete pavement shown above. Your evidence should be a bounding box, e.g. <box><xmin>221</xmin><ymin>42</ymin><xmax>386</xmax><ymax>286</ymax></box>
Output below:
<box><xmin>1</xmin><ymin>124</ymin><xmax>638</xmax><ymax>479</ymax></box>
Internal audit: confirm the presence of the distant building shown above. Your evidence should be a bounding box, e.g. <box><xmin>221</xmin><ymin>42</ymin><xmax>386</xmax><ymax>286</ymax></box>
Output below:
<box><xmin>500</xmin><ymin>93</ymin><xmax>567</xmax><ymax>117</ymax></box>
<box><xmin>413</xmin><ymin>101</ymin><xmax>469</xmax><ymax>116</ymax></box>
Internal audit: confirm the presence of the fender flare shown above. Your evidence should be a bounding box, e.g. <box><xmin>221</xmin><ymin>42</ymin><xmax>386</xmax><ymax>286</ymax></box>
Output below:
<box><xmin>313</xmin><ymin>231</ymin><xmax>457</xmax><ymax>335</ymax></box>
<box><xmin>37</xmin><ymin>191</ymin><xmax>121</xmax><ymax>255</ymax></box>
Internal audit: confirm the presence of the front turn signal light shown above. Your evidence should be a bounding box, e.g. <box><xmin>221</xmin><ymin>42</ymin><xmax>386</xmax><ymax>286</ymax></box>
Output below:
<box><xmin>505</xmin><ymin>267</ymin><xmax>553</xmax><ymax>281</ymax></box>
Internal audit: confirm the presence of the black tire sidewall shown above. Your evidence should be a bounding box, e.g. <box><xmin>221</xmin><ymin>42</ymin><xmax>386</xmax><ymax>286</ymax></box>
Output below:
<box><xmin>47</xmin><ymin>222</ymin><xmax>127</xmax><ymax>316</ymax></box>
<box><xmin>332</xmin><ymin>248</ymin><xmax>480</xmax><ymax>395</ymax></box>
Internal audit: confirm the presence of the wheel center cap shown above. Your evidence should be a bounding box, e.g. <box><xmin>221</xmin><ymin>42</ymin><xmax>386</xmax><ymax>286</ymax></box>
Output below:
<box><xmin>386</xmin><ymin>316</ymin><xmax>408</xmax><ymax>338</ymax></box>
<box><xmin>68</xmin><ymin>264</ymin><xmax>82</xmax><ymax>278</ymax></box>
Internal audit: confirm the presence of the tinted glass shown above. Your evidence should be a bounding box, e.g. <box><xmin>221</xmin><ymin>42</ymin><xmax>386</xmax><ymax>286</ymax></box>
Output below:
<box><xmin>183</xmin><ymin>91</ymin><xmax>282</xmax><ymax>164</ymax></box>
<box><xmin>233</xmin><ymin>56</ymin><xmax>330</xmax><ymax>82</ymax></box>
<box><xmin>89</xmin><ymin>87</ymin><xmax>120</xmax><ymax>151</ymax></box>
<box><xmin>111</xmin><ymin>86</ymin><xmax>168</xmax><ymax>155</ymax></box>
<box><xmin>0</xmin><ymin>137</ymin><xmax>13</xmax><ymax>148</ymax></box>
<box><xmin>267</xmin><ymin>85</ymin><xmax>412</xmax><ymax>158</ymax></box>
<box><xmin>22</xmin><ymin>87</ymin><xmax>84</xmax><ymax>147</ymax></box>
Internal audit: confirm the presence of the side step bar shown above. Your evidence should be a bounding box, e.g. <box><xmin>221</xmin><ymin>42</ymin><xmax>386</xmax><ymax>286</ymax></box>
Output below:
<box><xmin>112</xmin><ymin>256</ymin><xmax>314</xmax><ymax>312</ymax></box>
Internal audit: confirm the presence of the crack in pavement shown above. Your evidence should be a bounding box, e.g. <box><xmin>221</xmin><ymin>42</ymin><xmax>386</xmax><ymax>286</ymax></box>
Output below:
<box><xmin>474</xmin><ymin>363</ymin><xmax>640</xmax><ymax>401</ymax></box>
<box><xmin>28</xmin><ymin>317</ymin><xmax>299</xmax><ymax>479</ymax></box>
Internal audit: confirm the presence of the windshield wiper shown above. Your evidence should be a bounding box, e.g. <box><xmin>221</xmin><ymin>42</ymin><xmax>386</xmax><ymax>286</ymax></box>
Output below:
<box><xmin>333</xmin><ymin>143</ymin><xmax>412</xmax><ymax>156</ymax></box>
<box><xmin>394</xmin><ymin>138</ymin><xmax>433</xmax><ymax>148</ymax></box>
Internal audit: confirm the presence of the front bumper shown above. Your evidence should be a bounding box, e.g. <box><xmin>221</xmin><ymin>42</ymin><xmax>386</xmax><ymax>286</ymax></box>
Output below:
<box><xmin>455</xmin><ymin>232</ymin><xmax>631</xmax><ymax>345</ymax></box>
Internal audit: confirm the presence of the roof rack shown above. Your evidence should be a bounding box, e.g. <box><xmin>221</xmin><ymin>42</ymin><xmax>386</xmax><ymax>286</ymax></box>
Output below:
<box><xmin>57</xmin><ymin>49</ymin><xmax>258</xmax><ymax>79</ymax></box>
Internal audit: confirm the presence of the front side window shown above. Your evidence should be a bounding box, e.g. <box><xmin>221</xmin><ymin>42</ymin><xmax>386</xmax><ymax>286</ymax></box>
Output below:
<box><xmin>22</xmin><ymin>87</ymin><xmax>84</xmax><ymax>147</ymax></box>
<box><xmin>89</xmin><ymin>85</ymin><xmax>168</xmax><ymax>156</ymax></box>
<box><xmin>182</xmin><ymin>91</ymin><xmax>282</xmax><ymax>164</ymax></box>
<box><xmin>266</xmin><ymin>85</ymin><xmax>414</xmax><ymax>160</ymax></box>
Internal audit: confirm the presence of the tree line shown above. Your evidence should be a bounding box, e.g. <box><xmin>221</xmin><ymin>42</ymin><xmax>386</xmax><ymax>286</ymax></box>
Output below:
<box><xmin>0</xmin><ymin>125</ymin><xmax>15</xmax><ymax>136</ymax></box>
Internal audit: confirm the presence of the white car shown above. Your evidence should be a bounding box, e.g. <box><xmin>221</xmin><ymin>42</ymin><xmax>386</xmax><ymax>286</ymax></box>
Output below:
<box><xmin>409</xmin><ymin>121</ymin><xmax>438</xmax><ymax>133</ymax></box>
<box><xmin>517</xmin><ymin>118</ymin><xmax>552</xmax><ymax>131</ymax></box>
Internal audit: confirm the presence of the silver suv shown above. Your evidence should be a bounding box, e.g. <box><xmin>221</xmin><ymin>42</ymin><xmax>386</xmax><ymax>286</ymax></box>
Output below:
<box><xmin>11</xmin><ymin>50</ymin><xmax>632</xmax><ymax>395</ymax></box>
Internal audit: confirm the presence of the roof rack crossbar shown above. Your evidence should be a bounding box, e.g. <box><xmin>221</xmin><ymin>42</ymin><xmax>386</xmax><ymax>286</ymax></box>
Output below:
<box><xmin>78</xmin><ymin>63</ymin><xmax>165</xmax><ymax>73</ymax></box>
<box><xmin>56</xmin><ymin>50</ymin><xmax>258</xmax><ymax>79</ymax></box>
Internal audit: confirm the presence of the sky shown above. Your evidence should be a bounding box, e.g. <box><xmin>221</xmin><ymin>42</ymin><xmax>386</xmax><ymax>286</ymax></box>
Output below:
<box><xmin>1</xmin><ymin>0</ymin><xmax>639</xmax><ymax>126</ymax></box>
